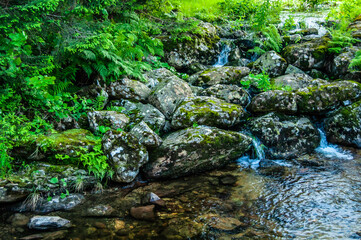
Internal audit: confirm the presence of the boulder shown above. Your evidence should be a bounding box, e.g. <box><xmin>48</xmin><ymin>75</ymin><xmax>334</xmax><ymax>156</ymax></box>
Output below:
<box><xmin>28</xmin><ymin>216</ymin><xmax>71</xmax><ymax>230</ymax></box>
<box><xmin>107</xmin><ymin>78</ymin><xmax>151</xmax><ymax>102</ymax></box>
<box><xmin>272</xmin><ymin>73</ymin><xmax>327</xmax><ymax>90</ymax></box>
<box><xmin>31</xmin><ymin>194</ymin><xmax>84</xmax><ymax>213</ymax></box>
<box><xmin>283</xmin><ymin>37</ymin><xmax>330</xmax><ymax>71</ymax></box>
<box><xmin>188</xmin><ymin>66</ymin><xmax>250</xmax><ymax>87</ymax></box>
<box><xmin>144</xmin><ymin>126</ymin><xmax>252</xmax><ymax>179</ymax></box>
<box><xmin>88</xmin><ymin>111</ymin><xmax>129</xmax><ymax>132</ymax></box>
<box><xmin>199</xmin><ymin>84</ymin><xmax>249</xmax><ymax>106</ymax></box>
<box><xmin>296</xmin><ymin>80</ymin><xmax>361</xmax><ymax>114</ymax></box>
<box><xmin>143</xmin><ymin>68</ymin><xmax>179</xmax><ymax>89</ymax></box>
<box><xmin>330</xmin><ymin>46</ymin><xmax>361</xmax><ymax>78</ymax></box>
<box><xmin>325</xmin><ymin>100</ymin><xmax>361</xmax><ymax>147</ymax></box>
<box><xmin>285</xmin><ymin>64</ymin><xmax>305</xmax><ymax>74</ymax></box>
<box><xmin>102</xmin><ymin>130</ymin><xmax>148</xmax><ymax>183</ymax></box>
<box><xmin>249</xmin><ymin>112</ymin><xmax>320</xmax><ymax>159</ymax></box>
<box><xmin>349</xmin><ymin>16</ymin><xmax>361</xmax><ymax>39</ymax></box>
<box><xmin>130</xmin><ymin>121</ymin><xmax>162</xmax><ymax>149</ymax></box>
<box><xmin>250</xmin><ymin>90</ymin><xmax>298</xmax><ymax>114</ymax></box>
<box><xmin>171</xmin><ymin>96</ymin><xmax>247</xmax><ymax>129</ymax></box>
<box><xmin>252</xmin><ymin>51</ymin><xmax>288</xmax><ymax>77</ymax></box>
<box><xmin>147</xmin><ymin>77</ymin><xmax>193</xmax><ymax>119</ymax></box>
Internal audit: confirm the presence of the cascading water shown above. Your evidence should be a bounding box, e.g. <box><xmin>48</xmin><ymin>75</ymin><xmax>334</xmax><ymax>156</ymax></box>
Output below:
<box><xmin>315</xmin><ymin>128</ymin><xmax>353</xmax><ymax>160</ymax></box>
<box><xmin>213</xmin><ymin>41</ymin><xmax>232</xmax><ymax>67</ymax></box>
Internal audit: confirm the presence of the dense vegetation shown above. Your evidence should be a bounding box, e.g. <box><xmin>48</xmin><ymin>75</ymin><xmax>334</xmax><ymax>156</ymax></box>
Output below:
<box><xmin>1</xmin><ymin>0</ymin><xmax>360</xmax><ymax>181</ymax></box>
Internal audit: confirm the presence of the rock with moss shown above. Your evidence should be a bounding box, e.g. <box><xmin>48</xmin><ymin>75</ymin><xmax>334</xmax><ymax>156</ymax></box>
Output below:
<box><xmin>143</xmin><ymin>68</ymin><xmax>178</xmax><ymax>89</ymax></box>
<box><xmin>144</xmin><ymin>126</ymin><xmax>252</xmax><ymax>179</ymax></box>
<box><xmin>252</xmin><ymin>51</ymin><xmax>288</xmax><ymax>77</ymax></box>
<box><xmin>107</xmin><ymin>78</ymin><xmax>151</xmax><ymax>102</ymax></box>
<box><xmin>102</xmin><ymin>130</ymin><xmax>148</xmax><ymax>183</ymax></box>
<box><xmin>148</xmin><ymin>78</ymin><xmax>193</xmax><ymax>119</ymax></box>
<box><xmin>162</xmin><ymin>21</ymin><xmax>220</xmax><ymax>71</ymax></box>
<box><xmin>130</xmin><ymin>121</ymin><xmax>162</xmax><ymax>149</ymax></box>
<box><xmin>324</xmin><ymin>100</ymin><xmax>361</xmax><ymax>147</ymax></box>
<box><xmin>250</xmin><ymin>90</ymin><xmax>298</xmax><ymax>114</ymax></box>
<box><xmin>349</xmin><ymin>16</ymin><xmax>361</xmax><ymax>39</ymax></box>
<box><xmin>199</xmin><ymin>84</ymin><xmax>249</xmax><ymax>106</ymax></box>
<box><xmin>112</xmin><ymin>100</ymin><xmax>166</xmax><ymax>132</ymax></box>
<box><xmin>285</xmin><ymin>64</ymin><xmax>305</xmax><ymax>74</ymax></box>
<box><xmin>296</xmin><ymin>80</ymin><xmax>361</xmax><ymax>114</ymax></box>
<box><xmin>273</xmin><ymin>73</ymin><xmax>327</xmax><ymax>90</ymax></box>
<box><xmin>87</xmin><ymin>111</ymin><xmax>129</xmax><ymax>132</ymax></box>
<box><xmin>188</xmin><ymin>66</ymin><xmax>250</xmax><ymax>87</ymax></box>
<box><xmin>35</xmin><ymin>129</ymin><xmax>99</xmax><ymax>159</ymax></box>
<box><xmin>249</xmin><ymin>112</ymin><xmax>320</xmax><ymax>159</ymax></box>
<box><xmin>77</xmin><ymin>83</ymin><xmax>108</xmax><ymax>109</ymax></box>
<box><xmin>171</xmin><ymin>96</ymin><xmax>247</xmax><ymax>129</ymax></box>
<box><xmin>330</xmin><ymin>46</ymin><xmax>361</xmax><ymax>79</ymax></box>
<box><xmin>283</xmin><ymin>37</ymin><xmax>330</xmax><ymax>71</ymax></box>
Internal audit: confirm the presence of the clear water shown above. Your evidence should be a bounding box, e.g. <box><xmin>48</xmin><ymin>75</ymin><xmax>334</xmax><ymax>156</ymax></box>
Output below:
<box><xmin>213</xmin><ymin>40</ymin><xmax>232</xmax><ymax>67</ymax></box>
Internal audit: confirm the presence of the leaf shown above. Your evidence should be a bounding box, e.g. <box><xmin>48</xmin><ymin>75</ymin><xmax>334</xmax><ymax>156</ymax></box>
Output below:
<box><xmin>50</xmin><ymin>177</ymin><xmax>58</xmax><ymax>184</ymax></box>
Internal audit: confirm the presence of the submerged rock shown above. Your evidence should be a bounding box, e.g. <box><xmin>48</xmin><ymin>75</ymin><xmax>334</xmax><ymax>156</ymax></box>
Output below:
<box><xmin>88</xmin><ymin>111</ymin><xmax>129</xmax><ymax>132</ymax></box>
<box><xmin>249</xmin><ymin>112</ymin><xmax>320</xmax><ymax>159</ymax></box>
<box><xmin>252</xmin><ymin>51</ymin><xmax>288</xmax><ymax>77</ymax></box>
<box><xmin>102</xmin><ymin>130</ymin><xmax>148</xmax><ymax>183</ymax></box>
<box><xmin>325</xmin><ymin>100</ymin><xmax>361</xmax><ymax>148</ymax></box>
<box><xmin>189</xmin><ymin>66</ymin><xmax>250</xmax><ymax>87</ymax></box>
<box><xmin>28</xmin><ymin>216</ymin><xmax>71</xmax><ymax>230</ymax></box>
<box><xmin>144</xmin><ymin>126</ymin><xmax>252</xmax><ymax>179</ymax></box>
<box><xmin>147</xmin><ymin>77</ymin><xmax>193</xmax><ymax>119</ymax></box>
<box><xmin>130</xmin><ymin>205</ymin><xmax>156</xmax><ymax>221</ymax></box>
<box><xmin>199</xmin><ymin>84</ymin><xmax>249</xmax><ymax>106</ymax></box>
<box><xmin>296</xmin><ymin>80</ymin><xmax>361</xmax><ymax>114</ymax></box>
<box><xmin>171</xmin><ymin>96</ymin><xmax>247</xmax><ymax>129</ymax></box>
<box><xmin>250</xmin><ymin>90</ymin><xmax>298</xmax><ymax>114</ymax></box>
<box><xmin>86</xmin><ymin>205</ymin><xmax>115</xmax><ymax>217</ymax></box>
<box><xmin>107</xmin><ymin>78</ymin><xmax>151</xmax><ymax>102</ymax></box>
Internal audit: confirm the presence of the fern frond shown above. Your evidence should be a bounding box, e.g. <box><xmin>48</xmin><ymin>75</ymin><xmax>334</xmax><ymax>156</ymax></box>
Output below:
<box><xmin>349</xmin><ymin>50</ymin><xmax>361</xmax><ymax>70</ymax></box>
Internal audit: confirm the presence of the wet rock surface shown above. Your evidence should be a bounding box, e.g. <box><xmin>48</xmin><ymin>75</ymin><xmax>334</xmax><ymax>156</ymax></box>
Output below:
<box><xmin>28</xmin><ymin>216</ymin><xmax>71</xmax><ymax>230</ymax></box>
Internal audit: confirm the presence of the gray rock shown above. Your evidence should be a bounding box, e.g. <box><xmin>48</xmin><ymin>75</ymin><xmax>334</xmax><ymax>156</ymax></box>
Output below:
<box><xmin>33</xmin><ymin>194</ymin><xmax>84</xmax><ymax>213</ymax></box>
<box><xmin>107</xmin><ymin>78</ymin><xmax>151</xmax><ymax>102</ymax></box>
<box><xmin>102</xmin><ymin>130</ymin><xmax>148</xmax><ymax>183</ymax></box>
<box><xmin>296</xmin><ymin>80</ymin><xmax>361</xmax><ymax>114</ymax></box>
<box><xmin>144</xmin><ymin>126</ymin><xmax>252</xmax><ymax>179</ymax></box>
<box><xmin>143</xmin><ymin>68</ymin><xmax>178</xmax><ymax>89</ymax></box>
<box><xmin>28</xmin><ymin>216</ymin><xmax>71</xmax><ymax>230</ymax></box>
<box><xmin>189</xmin><ymin>66</ymin><xmax>250</xmax><ymax>87</ymax></box>
<box><xmin>148</xmin><ymin>77</ymin><xmax>193</xmax><ymax>119</ymax></box>
<box><xmin>273</xmin><ymin>73</ymin><xmax>326</xmax><ymax>90</ymax></box>
<box><xmin>171</xmin><ymin>96</ymin><xmax>247</xmax><ymax>129</ymax></box>
<box><xmin>330</xmin><ymin>46</ymin><xmax>361</xmax><ymax>78</ymax></box>
<box><xmin>88</xmin><ymin>111</ymin><xmax>129</xmax><ymax>132</ymax></box>
<box><xmin>77</xmin><ymin>83</ymin><xmax>108</xmax><ymax>109</ymax></box>
<box><xmin>8</xmin><ymin>213</ymin><xmax>29</xmax><ymax>227</ymax></box>
<box><xmin>249</xmin><ymin>112</ymin><xmax>320</xmax><ymax>159</ymax></box>
<box><xmin>325</xmin><ymin>100</ymin><xmax>361</xmax><ymax>147</ymax></box>
<box><xmin>285</xmin><ymin>64</ymin><xmax>305</xmax><ymax>74</ymax></box>
<box><xmin>252</xmin><ymin>51</ymin><xmax>288</xmax><ymax>77</ymax></box>
<box><xmin>86</xmin><ymin>205</ymin><xmax>115</xmax><ymax>217</ymax></box>
<box><xmin>250</xmin><ymin>90</ymin><xmax>298</xmax><ymax>114</ymax></box>
<box><xmin>199</xmin><ymin>84</ymin><xmax>249</xmax><ymax>106</ymax></box>
<box><xmin>130</xmin><ymin>121</ymin><xmax>162</xmax><ymax>148</ymax></box>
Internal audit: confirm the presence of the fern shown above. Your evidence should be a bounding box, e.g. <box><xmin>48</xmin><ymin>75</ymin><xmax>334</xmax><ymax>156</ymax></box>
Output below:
<box><xmin>263</xmin><ymin>25</ymin><xmax>282</xmax><ymax>53</ymax></box>
<box><xmin>349</xmin><ymin>50</ymin><xmax>361</xmax><ymax>71</ymax></box>
<box><xmin>328</xmin><ymin>29</ymin><xmax>359</xmax><ymax>54</ymax></box>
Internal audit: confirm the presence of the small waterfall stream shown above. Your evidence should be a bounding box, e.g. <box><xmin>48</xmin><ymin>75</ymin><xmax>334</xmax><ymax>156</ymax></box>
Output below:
<box><xmin>213</xmin><ymin>40</ymin><xmax>232</xmax><ymax>67</ymax></box>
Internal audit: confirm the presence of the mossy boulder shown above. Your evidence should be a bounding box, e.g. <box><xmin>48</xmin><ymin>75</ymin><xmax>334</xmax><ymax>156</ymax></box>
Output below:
<box><xmin>102</xmin><ymin>130</ymin><xmax>148</xmax><ymax>183</ymax></box>
<box><xmin>171</xmin><ymin>96</ymin><xmax>247</xmax><ymax>129</ymax></box>
<box><xmin>250</xmin><ymin>90</ymin><xmax>298</xmax><ymax>114</ymax></box>
<box><xmin>129</xmin><ymin>121</ymin><xmax>162</xmax><ymax>149</ymax></box>
<box><xmin>107</xmin><ymin>78</ymin><xmax>151</xmax><ymax>102</ymax></box>
<box><xmin>296</xmin><ymin>80</ymin><xmax>361</xmax><ymax>114</ymax></box>
<box><xmin>188</xmin><ymin>66</ymin><xmax>250</xmax><ymax>87</ymax></box>
<box><xmin>349</xmin><ymin>18</ymin><xmax>361</xmax><ymax>39</ymax></box>
<box><xmin>144</xmin><ymin>126</ymin><xmax>252</xmax><ymax>179</ymax></box>
<box><xmin>199</xmin><ymin>84</ymin><xmax>249</xmax><ymax>106</ymax></box>
<box><xmin>330</xmin><ymin>46</ymin><xmax>361</xmax><ymax>79</ymax></box>
<box><xmin>148</xmin><ymin>77</ymin><xmax>193</xmax><ymax>119</ymax></box>
<box><xmin>252</xmin><ymin>51</ymin><xmax>288</xmax><ymax>77</ymax></box>
<box><xmin>324</xmin><ymin>100</ymin><xmax>361</xmax><ymax>148</ymax></box>
<box><xmin>87</xmin><ymin>111</ymin><xmax>129</xmax><ymax>132</ymax></box>
<box><xmin>143</xmin><ymin>68</ymin><xmax>179</xmax><ymax>89</ymax></box>
<box><xmin>283</xmin><ymin>37</ymin><xmax>330</xmax><ymax>71</ymax></box>
<box><xmin>273</xmin><ymin>73</ymin><xmax>327</xmax><ymax>90</ymax></box>
<box><xmin>248</xmin><ymin>112</ymin><xmax>320</xmax><ymax>159</ymax></box>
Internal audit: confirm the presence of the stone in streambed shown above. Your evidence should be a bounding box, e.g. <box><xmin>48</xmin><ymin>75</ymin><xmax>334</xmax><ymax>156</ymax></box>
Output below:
<box><xmin>171</xmin><ymin>96</ymin><xmax>247</xmax><ymax>129</ymax></box>
<box><xmin>144</xmin><ymin>126</ymin><xmax>252</xmax><ymax>179</ymax></box>
<box><xmin>28</xmin><ymin>216</ymin><xmax>71</xmax><ymax>230</ymax></box>
<box><xmin>102</xmin><ymin>130</ymin><xmax>148</xmax><ymax>183</ymax></box>
<box><xmin>129</xmin><ymin>121</ymin><xmax>162</xmax><ymax>149</ymax></box>
<box><xmin>130</xmin><ymin>205</ymin><xmax>156</xmax><ymax>221</ymax></box>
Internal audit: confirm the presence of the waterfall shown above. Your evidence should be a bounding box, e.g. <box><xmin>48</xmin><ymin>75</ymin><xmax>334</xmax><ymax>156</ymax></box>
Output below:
<box><xmin>213</xmin><ymin>41</ymin><xmax>231</xmax><ymax>67</ymax></box>
<box><xmin>237</xmin><ymin>136</ymin><xmax>264</xmax><ymax>169</ymax></box>
<box><xmin>315</xmin><ymin>128</ymin><xmax>353</xmax><ymax>160</ymax></box>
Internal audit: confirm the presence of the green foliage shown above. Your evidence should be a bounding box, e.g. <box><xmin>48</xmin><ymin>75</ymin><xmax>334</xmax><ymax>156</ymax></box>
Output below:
<box><xmin>241</xmin><ymin>72</ymin><xmax>293</xmax><ymax>92</ymax></box>
<box><xmin>262</xmin><ymin>25</ymin><xmax>282</xmax><ymax>53</ymax></box>
<box><xmin>283</xmin><ymin>16</ymin><xmax>297</xmax><ymax>32</ymax></box>
<box><xmin>328</xmin><ymin>29</ymin><xmax>359</xmax><ymax>54</ymax></box>
<box><xmin>349</xmin><ymin>50</ymin><xmax>361</xmax><ymax>71</ymax></box>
